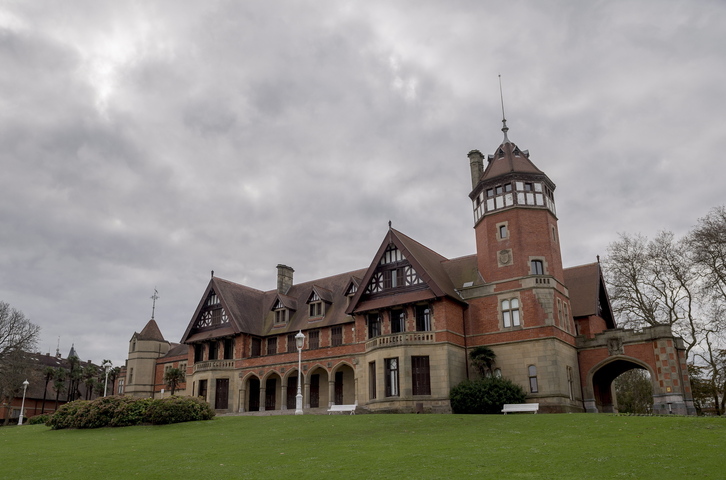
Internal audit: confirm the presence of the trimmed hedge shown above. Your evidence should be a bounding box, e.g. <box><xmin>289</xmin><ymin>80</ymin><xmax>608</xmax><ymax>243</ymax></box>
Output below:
<box><xmin>46</xmin><ymin>395</ymin><xmax>214</xmax><ymax>430</ymax></box>
<box><xmin>449</xmin><ymin>377</ymin><xmax>527</xmax><ymax>414</ymax></box>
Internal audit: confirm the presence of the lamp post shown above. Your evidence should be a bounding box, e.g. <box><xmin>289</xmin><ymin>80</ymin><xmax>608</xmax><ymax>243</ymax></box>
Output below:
<box><xmin>103</xmin><ymin>360</ymin><xmax>112</xmax><ymax>397</ymax></box>
<box><xmin>295</xmin><ymin>330</ymin><xmax>305</xmax><ymax>415</ymax></box>
<box><xmin>18</xmin><ymin>379</ymin><xmax>29</xmax><ymax>425</ymax></box>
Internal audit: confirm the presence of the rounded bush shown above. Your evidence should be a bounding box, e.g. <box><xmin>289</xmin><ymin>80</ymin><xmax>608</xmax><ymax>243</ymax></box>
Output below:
<box><xmin>450</xmin><ymin>377</ymin><xmax>527</xmax><ymax>414</ymax></box>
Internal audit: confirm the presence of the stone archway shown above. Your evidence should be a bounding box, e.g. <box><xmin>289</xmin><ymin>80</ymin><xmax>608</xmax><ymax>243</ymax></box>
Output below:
<box><xmin>587</xmin><ymin>356</ymin><xmax>654</xmax><ymax>413</ymax></box>
<box><xmin>330</xmin><ymin>363</ymin><xmax>356</xmax><ymax>406</ymax></box>
<box><xmin>306</xmin><ymin>366</ymin><xmax>329</xmax><ymax>408</ymax></box>
<box><xmin>578</xmin><ymin>325</ymin><xmax>696</xmax><ymax>415</ymax></box>
<box><xmin>245</xmin><ymin>375</ymin><xmax>260</xmax><ymax>412</ymax></box>
<box><xmin>262</xmin><ymin>372</ymin><xmax>282</xmax><ymax>411</ymax></box>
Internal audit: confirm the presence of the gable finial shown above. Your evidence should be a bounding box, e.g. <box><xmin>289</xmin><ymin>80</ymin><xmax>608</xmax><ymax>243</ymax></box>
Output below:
<box><xmin>211</xmin><ymin>270</ymin><xmax>214</xmax><ymax>278</ymax></box>
<box><xmin>499</xmin><ymin>74</ymin><xmax>509</xmax><ymax>143</ymax></box>
<box><xmin>151</xmin><ymin>288</ymin><xmax>159</xmax><ymax>320</ymax></box>
<box><xmin>388</xmin><ymin>220</ymin><xmax>392</xmax><ymax>230</ymax></box>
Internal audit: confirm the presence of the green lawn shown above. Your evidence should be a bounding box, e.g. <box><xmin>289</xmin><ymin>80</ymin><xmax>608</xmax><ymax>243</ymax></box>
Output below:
<box><xmin>1</xmin><ymin>414</ymin><xmax>723</xmax><ymax>479</ymax></box>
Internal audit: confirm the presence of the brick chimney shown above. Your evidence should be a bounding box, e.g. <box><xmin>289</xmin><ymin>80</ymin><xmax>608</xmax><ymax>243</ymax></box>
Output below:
<box><xmin>276</xmin><ymin>264</ymin><xmax>294</xmax><ymax>294</ymax></box>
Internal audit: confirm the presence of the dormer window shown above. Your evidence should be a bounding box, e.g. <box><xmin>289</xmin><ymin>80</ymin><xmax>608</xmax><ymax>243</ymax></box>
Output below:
<box><xmin>273</xmin><ymin>299</ymin><xmax>289</xmax><ymax>324</ymax></box>
<box><xmin>308</xmin><ymin>292</ymin><xmax>324</xmax><ymax>318</ymax></box>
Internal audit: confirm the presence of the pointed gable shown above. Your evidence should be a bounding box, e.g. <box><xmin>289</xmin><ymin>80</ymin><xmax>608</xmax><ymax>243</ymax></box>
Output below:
<box><xmin>347</xmin><ymin>228</ymin><xmax>465</xmax><ymax>314</ymax></box>
<box><xmin>181</xmin><ymin>277</ymin><xmax>266</xmax><ymax>343</ymax></box>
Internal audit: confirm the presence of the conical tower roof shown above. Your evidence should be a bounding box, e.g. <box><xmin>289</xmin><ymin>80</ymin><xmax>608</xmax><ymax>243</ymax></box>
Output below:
<box><xmin>137</xmin><ymin>318</ymin><xmax>166</xmax><ymax>342</ymax></box>
<box><xmin>480</xmin><ymin>138</ymin><xmax>545</xmax><ymax>183</ymax></box>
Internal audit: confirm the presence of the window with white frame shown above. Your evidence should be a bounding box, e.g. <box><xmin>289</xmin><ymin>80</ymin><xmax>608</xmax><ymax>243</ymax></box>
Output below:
<box><xmin>502</xmin><ymin>298</ymin><xmax>521</xmax><ymax>328</ymax></box>
<box><xmin>385</xmin><ymin>357</ymin><xmax>399</xmax><ymax>397</ymax></box>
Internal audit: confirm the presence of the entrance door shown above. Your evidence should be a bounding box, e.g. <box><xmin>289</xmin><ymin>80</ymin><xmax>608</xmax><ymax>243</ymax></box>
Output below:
<box><xmin>287</xmin><ymin>376</ymin><xmax>298</xmax><ymax>410</ymax></box>
<box><xmin>334</xmin><ymin>371</ymin><xmax>344</xmax><ymax>405</ymax></box>
<box><xmin>248</xmin><ymin>378</ymin><xmax>260</xmax><ymax>411</ymax></box>
<box><xmin>265</xmin><ymin>378</ymin><xmax>276</xmax><ymax>410</ymax></box>
<box><xmin>310</xmin><ymin>374</ymin><xmax>320</xmax><ymax>408</ymax></box>
<box><xmin>215</xmin><ymin>379</ymin><xmax>229</xmax><ymax>410</ymax></box>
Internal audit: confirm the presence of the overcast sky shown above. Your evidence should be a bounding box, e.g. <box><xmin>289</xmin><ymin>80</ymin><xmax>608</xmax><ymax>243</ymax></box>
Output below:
<box><xmin>1</xmin><ymin>0</ymin><xmax>724</xmax><ymax>367</ymax></box>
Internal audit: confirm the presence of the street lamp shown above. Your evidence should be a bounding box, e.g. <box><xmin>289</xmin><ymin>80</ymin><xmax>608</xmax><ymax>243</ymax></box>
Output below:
<box><xmin>18</xmin><ymin>379</ymin><xmax>29</xmax><ymax>426</ymax></box>
<box><xmin>295</xmin><ymin>330</ymin><xmax>305</xmax><ymax>415</ymax></box>
<box><xmin>103</xmin><ymin>360</ymin><xmax>112</xmax><ymax>397</ymax></box>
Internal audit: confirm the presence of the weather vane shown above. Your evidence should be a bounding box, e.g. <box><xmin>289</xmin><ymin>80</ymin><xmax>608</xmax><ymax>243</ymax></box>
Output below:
<box><xmin>151</xmin><ymin>288</ymin><xmax>159</xmax><ymax>320</ymax></box>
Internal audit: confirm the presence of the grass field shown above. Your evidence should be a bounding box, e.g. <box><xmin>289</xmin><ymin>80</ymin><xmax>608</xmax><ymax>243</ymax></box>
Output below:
<box><xmin>1</xmin><ymin>414</ymin><xmax>723</xmax><ymax>479</ymax></box>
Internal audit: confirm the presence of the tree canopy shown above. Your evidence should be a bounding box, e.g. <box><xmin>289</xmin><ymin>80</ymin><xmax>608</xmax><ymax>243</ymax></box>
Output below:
<box><xmin>604</xmin><ymin>205</ymin><xmax>726</xmax><ymax>414</ymax></box>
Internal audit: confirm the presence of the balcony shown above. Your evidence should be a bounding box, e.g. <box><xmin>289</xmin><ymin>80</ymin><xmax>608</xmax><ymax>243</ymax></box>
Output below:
<box><xmin>365</xmin><ymin>332</ymin><xmax>435</xmax><ymax>351</ymax></box>
<box><xmin>193</xmin><ymin>359</ymin><xmax>235</xmax><ymax>373</ymax></box>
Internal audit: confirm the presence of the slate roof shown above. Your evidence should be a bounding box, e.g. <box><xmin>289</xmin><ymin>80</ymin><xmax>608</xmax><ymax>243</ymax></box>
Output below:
<box><xmin>178</xmin><ymin>228</ymin><xmax>615</xmax><ymax>343</ymax></box>
<box><xmin>181</xmin><ymin>228</ymin><xmax>475</xmax><ymax>343</ymax></box>
<box><xmin>480</xmin><ymin>140</ymin><xmax>546</xmax><ymax>183</ymax></box>
<box><xmin>136</xmin><ymin>319</ymin><xmax>166</xmax><ymax>342</ymax></box>
<box><xmin>563</xmin><ymin>262</ymin><xmax>616</xmax><ymax>328</ymax></box>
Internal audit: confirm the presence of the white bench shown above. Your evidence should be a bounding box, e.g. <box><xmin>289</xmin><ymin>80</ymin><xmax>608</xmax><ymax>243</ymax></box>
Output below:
<box><xmin>327</xmin><ymin>404</ymin><xmax>357</xmax><ymax>415</ymax></box>
<box><xmin>502</xmin><ymin>403</ymin><xmax>539</xmax><ymax>414</ymax></box>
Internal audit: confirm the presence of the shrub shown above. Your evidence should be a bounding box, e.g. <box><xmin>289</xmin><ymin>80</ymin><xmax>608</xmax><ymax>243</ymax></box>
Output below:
<box><xmin>145</xmin><ymin>396</ymin><xmax>215</xmax><ymax>425</ymax></box>
<box><xmin>46</xmin><ymin>395</ymin><xmax>214</xmax><ymax>429</ymax></box>
<box><xmin>28</xmin><ymin>414</ymin><xmax>51</xmax><ymax>425</ymax></box>
<box><xmin>450</xmin><ymin>377</ymin><xmax>527</xmax><ymax>414</ymax></box>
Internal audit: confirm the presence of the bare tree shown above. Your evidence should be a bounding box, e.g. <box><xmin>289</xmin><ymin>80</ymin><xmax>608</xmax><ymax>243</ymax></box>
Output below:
<box><xmin>0</xmin><ymin>301</ymin><xmax>40</xmax><ymax>362</ymax></box>
<box><xmin>0</xmin><ymin>301</ymin><xmax>40</xmax><ymax>424</ymax></box>
<box><xmin>690</xmin><ymin>206</ymin><xmax>726</xmax><ymax>304</ymax></box>
<box><xmin>603</xmin><ymin>232</ymin><xmax>701</xmax><ymax>356</ymax></box>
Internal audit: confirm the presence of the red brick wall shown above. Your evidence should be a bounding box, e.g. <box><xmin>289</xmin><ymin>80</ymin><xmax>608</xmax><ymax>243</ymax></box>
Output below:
<box><xmin>475</xmin><ymin>207</ymin><xmax>563</xmax><ymax>284</ymax></box>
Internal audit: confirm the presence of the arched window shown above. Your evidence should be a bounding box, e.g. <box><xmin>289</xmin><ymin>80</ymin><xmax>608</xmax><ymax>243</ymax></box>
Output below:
<box><xmin>502</xmin><ymin>299</ymin><xmax>521</xmax><ymax>328</ymax></box>
<box><xmin>528</xmin><ymin>365</ymin><xmax>538</xmax><ymax>393</ymax></box>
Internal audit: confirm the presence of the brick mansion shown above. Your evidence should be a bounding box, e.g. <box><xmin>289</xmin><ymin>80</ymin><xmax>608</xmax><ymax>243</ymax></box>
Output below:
<box><xmin>121</xmin><ymin>119</ymin><xmax>695</xmax><ymax>415</ymax></box>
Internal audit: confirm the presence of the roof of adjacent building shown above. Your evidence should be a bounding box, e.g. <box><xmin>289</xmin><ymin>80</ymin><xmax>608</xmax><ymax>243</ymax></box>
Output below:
<box><xmin>563</xmin><ymin>262</ymin><xmax>616</xmax><ymax>328</ymax></box>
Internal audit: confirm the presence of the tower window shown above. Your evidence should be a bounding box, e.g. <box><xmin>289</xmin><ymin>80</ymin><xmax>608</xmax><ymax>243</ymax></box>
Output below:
<box><xmin>486</xmin><ymin>188</ymin><xmax>494</xmax><ymax>197</ymax></box>
<box><xmin>502</xmin><ymin>299</ymin><xmax>521</xmax><ymax>328</ymax></box>
<box><xmin>504</xmin><ymin>183</ymin><xmax>512</xmax><ymax>192</ymax></box>
<box><xmin>528</xmin><ymin>365</ymin><xmax>539</xmax><ymax>393</ymax></box>
<box><xmin>498</xmin><ymin>224</ymin><xmax>508</xmax><ymax>239</ymax></box>
<box><xmin>531</xmin><ymin>260</ymin><xmax>544</xmax><ymax>275</ymax></box>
